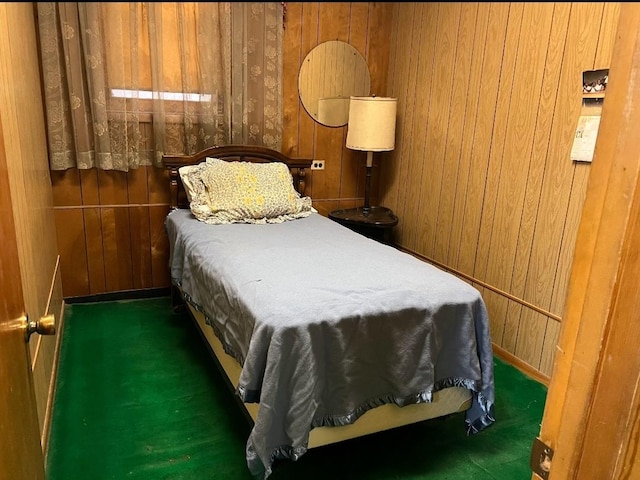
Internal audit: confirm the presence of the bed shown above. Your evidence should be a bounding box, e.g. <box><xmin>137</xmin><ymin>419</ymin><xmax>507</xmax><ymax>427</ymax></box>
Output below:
<box><xmin>163</xmin><ymin>145</ymin><xmax>495</xmax><ymax>479</ymax></box>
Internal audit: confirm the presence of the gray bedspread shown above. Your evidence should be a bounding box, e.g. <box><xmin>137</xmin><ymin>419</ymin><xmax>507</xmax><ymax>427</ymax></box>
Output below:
<box><xmin>165</xmin><ymin>208</ymin><xmax>495</xmax><ymax>478</ymax></box>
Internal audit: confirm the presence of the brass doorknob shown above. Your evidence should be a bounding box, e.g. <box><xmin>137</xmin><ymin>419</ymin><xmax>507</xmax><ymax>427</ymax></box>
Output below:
<box><xmin>25</xmin><ymin>313</ymin><xmax>56</xmax><ymax>340</ymax></box>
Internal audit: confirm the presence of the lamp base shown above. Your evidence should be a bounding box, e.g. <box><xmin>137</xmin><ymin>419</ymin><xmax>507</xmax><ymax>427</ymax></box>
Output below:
<box><xmin>328</xmin><ymin>206</ymin><xmax>398</xmax><ymax>243</ymax></box>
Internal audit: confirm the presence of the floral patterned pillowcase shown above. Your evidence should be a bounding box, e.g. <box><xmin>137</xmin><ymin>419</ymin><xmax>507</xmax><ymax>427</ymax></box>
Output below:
<box><xmin>182</xmin><ymin>157</ymin><xmax>313</xmax><ymax>224</ymax></box>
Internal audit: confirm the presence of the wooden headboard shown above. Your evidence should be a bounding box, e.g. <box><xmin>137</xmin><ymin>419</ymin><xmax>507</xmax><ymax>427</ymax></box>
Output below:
<box><xmin>162</xmin><ymin>145</ymin><xmax>312</xmax><ymax>209</ymax></box>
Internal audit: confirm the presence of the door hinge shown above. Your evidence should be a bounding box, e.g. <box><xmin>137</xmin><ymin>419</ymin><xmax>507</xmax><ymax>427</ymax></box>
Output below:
<box><xmin>530</xmin><ymin>437</ymin><xmax>553</xmax><ymax>479</ymax></box>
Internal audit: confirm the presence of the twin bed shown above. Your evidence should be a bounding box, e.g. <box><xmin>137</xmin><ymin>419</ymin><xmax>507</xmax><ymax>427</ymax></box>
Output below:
<box><xmin>163</xmin><ymin>145</ymin><xmax>495</xmax><ymax>479</ymax></box>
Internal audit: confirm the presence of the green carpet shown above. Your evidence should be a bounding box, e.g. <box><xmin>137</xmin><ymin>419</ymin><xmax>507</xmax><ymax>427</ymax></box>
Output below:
<box><xmin>46</xmin><ymin>297</ymin><xmax>547</xmax><ymax>480</ymax></box>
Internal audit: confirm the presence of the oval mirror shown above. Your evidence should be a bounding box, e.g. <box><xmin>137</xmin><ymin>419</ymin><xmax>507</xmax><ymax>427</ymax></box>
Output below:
<box><xmin>298</xmin><ymin>40</ymin><xmax>371</xmax><ymax>127</ymax></box>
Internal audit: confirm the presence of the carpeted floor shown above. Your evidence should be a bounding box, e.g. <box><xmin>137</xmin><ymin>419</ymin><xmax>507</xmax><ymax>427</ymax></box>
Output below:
<box><xmin>46</xmin><ymin>297</ymin><xmax>547</xmax><ymax>480</ymax></box>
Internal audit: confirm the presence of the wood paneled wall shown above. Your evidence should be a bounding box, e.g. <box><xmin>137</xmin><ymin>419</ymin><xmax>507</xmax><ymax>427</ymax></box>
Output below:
<box><xmin>50</xmin><ymin>2</ymin><xmax>393</xmax><ymax>297</ymax></box>
<box><xmin>381</xmin><ymin>3</ymin><xmax>621</xmax><ymax>377</ymax></box>
<box><xmin>282</xmin><ymin>2</ymin><xmax>394</xmax><ymax>215</ymax></box>
<box><xmin>49</xmin><ymin>2</ymin><xmax>622</xmax><ymax>378</ymax></box>
<box><xmin>51</xmin><ymin>166</ymin><xmax>171</xmax><ymax>297</ymax></box>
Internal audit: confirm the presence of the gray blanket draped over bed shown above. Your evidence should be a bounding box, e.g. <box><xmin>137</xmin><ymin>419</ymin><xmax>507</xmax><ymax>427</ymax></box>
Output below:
<box><xmin>165</xmin><ymin>208</ymin><xmax>495</xmax><ymax>479</ymax></box>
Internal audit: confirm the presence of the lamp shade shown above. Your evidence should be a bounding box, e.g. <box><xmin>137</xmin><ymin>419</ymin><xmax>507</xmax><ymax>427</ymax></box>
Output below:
<box><xmin>346</xmin><ymin>96</ymin><xmax>397</xmax><ymax>151</ymax></box>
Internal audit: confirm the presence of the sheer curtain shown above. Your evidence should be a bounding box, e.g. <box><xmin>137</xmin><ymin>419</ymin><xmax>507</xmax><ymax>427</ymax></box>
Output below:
<box><xmin>36</xmin><ymin>2</ymin><xmax>283</xmax><ymax>171</ymax></box>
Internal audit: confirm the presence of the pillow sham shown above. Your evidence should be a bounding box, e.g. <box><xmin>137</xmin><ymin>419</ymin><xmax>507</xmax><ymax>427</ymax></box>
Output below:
<box><xmin>184</xmin><ymin>158</ymin><xmax>313</xmax><ymax>224</ymax></box>
<box><xmin>178</xmin><ymin>165</ymin><xmax>200</xmax><ymax>203</ymax></box>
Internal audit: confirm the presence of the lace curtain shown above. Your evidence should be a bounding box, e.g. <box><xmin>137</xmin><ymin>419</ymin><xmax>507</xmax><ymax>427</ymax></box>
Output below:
<box><xmin>36</xmin><ymin>2</ymin><xmax>283</xmax><ymax>171</ymax></box>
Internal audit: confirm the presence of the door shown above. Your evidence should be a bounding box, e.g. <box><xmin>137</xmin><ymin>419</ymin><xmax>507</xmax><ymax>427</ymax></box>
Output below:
<box><xmin>0</xmin><ymin>115</ymin><xmax>46</xmax><ymax>478</ymax></box>
<box><xmin>533</xmin><ymin>3</ymin><xmax>640</xmax><ymax>479</ymax></box>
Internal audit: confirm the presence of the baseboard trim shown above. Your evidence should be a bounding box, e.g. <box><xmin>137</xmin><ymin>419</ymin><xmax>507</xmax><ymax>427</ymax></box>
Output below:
<box><xmin>65</xmin><ymin>287</ymin><xmax>171</xmax><ymax>304</ymax></box>
<box><xmin>492</xmin><ymin>343</ymin><xmax>550</xmax><ymax>386</ymax></box>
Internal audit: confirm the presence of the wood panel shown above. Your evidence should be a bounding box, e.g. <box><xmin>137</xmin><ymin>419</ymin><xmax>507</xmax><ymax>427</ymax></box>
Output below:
<box><xmin>472</xmin><ymin>2</ymin><xmax>524</xmax><ymax>284</ymax></box>
<box><xmin>293</xmin><ymin>2</ymin><xmax>319</xmax><ymax>162</ymax></box>
<box><xmin>391</xmin><ymin>3</ymin><xmax>422</xmax><ymax>246</ymax></box>
<box><xmin>379</xmin><ymin>4</ymin><xmax>413</xmax><ymax>220</ymax></box>
<box><xmin>456</xmin><ymin>3</ymin><xmax>510</xmax><ymax>276</ymax></box>
<box><xmin>0</xmin><ymin>2</ymin><xmax>61</xmax><ymax>446</ymax></box>
<box><xmin>398</xmin><ymin>3</ymin><xmax>439</xmax><ymax>251</ymax></box>
<box><xmin>418</xmin><ymin>3</ymin><xmax>463</xmax><ymax>257</ymax></box>
<box><xmin>150</xmin><ymin>205</ymin><xmax>171</xmax><ymax>288</ymax></box>
<box><xmin>282</xmin><ymin>2</ymin><xmax>303</xmax><ymax>157</ymax></box>
<box><xmin>51</xmin><ymin>166</ymin><xmax>172</xmax><ymax>297</ymax></box>
<box><xmin>483</xmin><ymin>3</ymin><xmax>554</xmax><ymax>349</ymax></box>
<box><xmin>447</xmin><ymin>5</ymin><xmax>490</xmax><ymax>268</ymax></box>
<box><xmin>316</xmin><ymin>3</ymin><xmax>355</xmax><ymax>202</ymax></box>
<box><xmin>507</xmin><ymin>3</ymin><xmax>572</xmax><ymax>362</ymax></box>
<box><xmin>129</xmin><ymin>206</ymin><xmax>153</xmax><ymax>290</ymax></box>
<box><xmin>492</xmin><ymin>3</ymin><xmax>557</xmax><ymax>355</ymax></box>
<box><xmin>84</xmin><ymin>208</ymin><xmax>106</xmax><ymax>294</ymax></box>
<box><xmin>384</xmin><ymin>2</ymin><xmax>621</xmax><ymax>377</ymax></box>
<box><xmin>341</xmin><ymin>2</ymin><xmax>369</xmax><ymax>201</ymax></box>
<box><xmin>433</xmin><ymin>3</ymin><xmax>478</xmax><ymax>262</ymax></box>
<box><xmin>53</xmin><ymin>209</ymin><xmax>89</xmax><ymax>296</ymax></box>
<box><xmin>514</xmin><ymin>3</ymin><xmax>606</xmax><ymax>368</ymax></box>
<box><xmin>148</xmin><ymin>162</ymin><xmax>171</xmax><ymax>204</ymax></box>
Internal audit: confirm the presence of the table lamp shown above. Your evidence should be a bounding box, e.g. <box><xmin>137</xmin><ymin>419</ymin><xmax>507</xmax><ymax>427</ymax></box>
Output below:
<box><xmin>346</xmin><ymin>96</ymin><xmax>397</xmax><ymax>215</ymax></box>
<box><xmin>328</xmin><ymin>96</ymin><xmax>399</xmax><ymax>243</ymax></box>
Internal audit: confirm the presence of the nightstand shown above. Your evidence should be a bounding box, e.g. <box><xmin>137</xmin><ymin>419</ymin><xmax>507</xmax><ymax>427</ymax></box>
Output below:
<box><xmin>328</xmin><ymin>206</ymin><xmax>398</xmax><ymax>244</ymax></box>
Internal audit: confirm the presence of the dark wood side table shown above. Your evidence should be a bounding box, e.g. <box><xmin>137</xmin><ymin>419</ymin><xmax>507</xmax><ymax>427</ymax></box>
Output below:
<box><xmin>328</xmin><ymin>206</ymin><xmax>399</xmax><ymax>244</ymax></box>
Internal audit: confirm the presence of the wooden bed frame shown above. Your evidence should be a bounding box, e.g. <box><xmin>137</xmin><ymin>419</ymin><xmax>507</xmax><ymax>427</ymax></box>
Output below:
<box><xmin>163</xmin><ymin>144</ymin><xmax>472</xmax><ymax>450</ymax></box>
